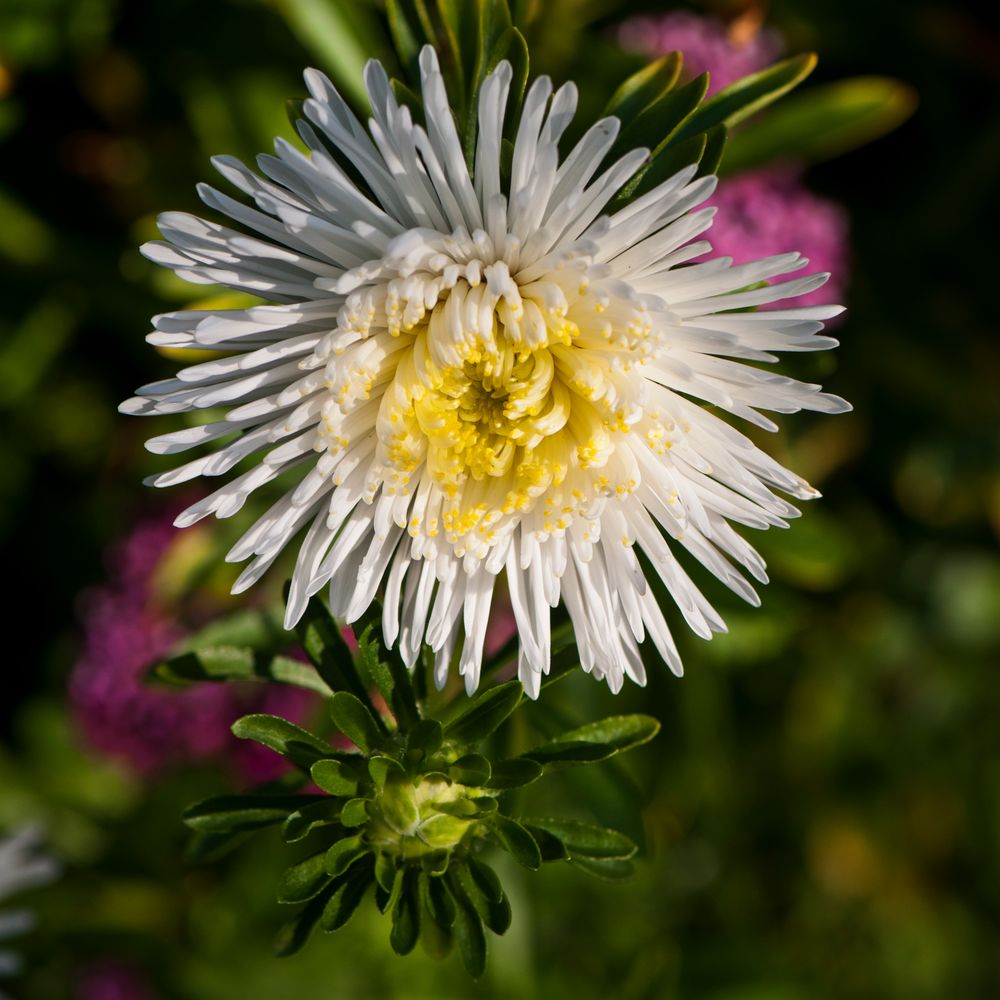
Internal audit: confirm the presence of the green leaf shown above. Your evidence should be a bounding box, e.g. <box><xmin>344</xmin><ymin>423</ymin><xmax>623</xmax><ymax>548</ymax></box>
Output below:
<box><xmin>698</xmin><ymin>124</ymin><xmax>727</xmax><ymax>176</ymax></box>
<box><xmin>522</xmin><ymin>739</ymin><xmax>615</xmax><ymax>768</ymax></box>
<box><xmin>722</xmin><ymin>76</ymin><xmax>917</xmax><ymax>173</ymax></box>
<box><xmin>386</xmin><ymin>0</ymin><xmax>428</xmax><ymax>82</ymax></box>
<box><xmin>355</xmin><ymin>605</ymin><xmax>421</xmax><ymax>731</ymax></box>
<box><xmin>522</xmin><ymin>823</ymin><xmax>567</xmax><ymax>861</ymax></box>
<box><xmin>294</xmin><ymin>595</ymin><xmax>380</xmax><ymax>716</ymax></box>
<box><xmin>488</xmin><ymin>814</ymin><xmax>540</xmax><ymax>870</ymax></box>
<box><xmin>183</xmin><ymin>793</ymin><xmax>315</xmax><ymax>833</ymax></box>
<box><xmin>231</xmin><ymin>714</ymin><xmax>336</xmax><ymax>771</ymax></box>
<box><xmin>522</xmin><ymin>818</ymin><xmax>637</xmax><ymax>860</ymax></box>
<box><xmin>551</xmin><ymin>714</ymin><xmax>661</xmax><ymax>754</ymax></box>
<box><xmin>675</xmin><ymin>53</ymin><xmax>817</xmax><ymax>142</ymax></box>
<box><xmin>442</xmin><ymin>679</ymin><xmax>522</xmax><ymax>745</ymax></box>
<box><xmin>612</xmin><ymin>73</ymin><xmax>709</xmax><ymax>162</ymax></box>
<box><xmin>278</xmin><ymin>852</ymin><xmax>334</xmax><ymax>904</ymax></box>
<box><xmin>284</xmin><ymin>799</ymin><xmax>344</xmax><ymax>843</ymax></box>
<box><xmin>319</xmin><ymin>867</ymin><xmax>372</xmax><ymax>932</ymax></box>
<box><xmin>449</xmin><ymin>753</ymin><xmax>491</xmax><ymax>786</ymax></box>
<box><xmin>390</xmin><ymin>869</ymin><xmax>420</xmax><ymax>955</ymax></box>
<box><xmin>324</xmin><ymin>834</ymin><xmax>369</xmax><ymax>877</ymax></box>
<box><xmin>603</xmin><ymin>52</ymin><xmax>683</xmax><ymax>121</ymax></box>
<box><xmin>486</xmin><ymin>757</ymin><xmax>543</xmax><ymax>789</ymax></box>
<box><xmin>468</xmin><ymin>858</ymin><xmax>503</xmax><ymax>904</ymax></box>
<box><xmin>330</xmin><ymin>691</ymin><xmax>385</xmax><ymax>753</ymax></box>
<box><xmin>153</xmin><ymin>647</ymin><xmax>330</xmax><ymax>695</ymax></box>
<box><xmin>310</xmin><ymin>759</ymin><xmax>360</xmax><ymax>798</ymax></box>
<box><xmin>452</xmin><ymin>860</ymin><xmax>510</xmax><ymax>935</ymax></box>
<box><xmin>375</xmin><ymin>851</ymin><xmax>399</xmax><ymax>892</ymax></box>
<box><xmin>568</xmin><ymin>856</ymin><xmax>635</xmax><ymax>881</ymax></box>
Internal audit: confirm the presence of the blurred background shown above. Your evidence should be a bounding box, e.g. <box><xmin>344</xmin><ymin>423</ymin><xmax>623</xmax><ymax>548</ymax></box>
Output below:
<box><xmin>1</xmin><ymin>0</ymin><xmax>998</xmax><ymax>997</ymax></box>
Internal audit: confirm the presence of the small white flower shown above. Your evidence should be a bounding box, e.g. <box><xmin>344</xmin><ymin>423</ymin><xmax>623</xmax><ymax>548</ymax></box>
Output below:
<box><xmin>124</xmin><ymin>48</ymin><xmax>849</xmax><ymax>697</ymax></box>
<box><xmin>0</xmin><ymin>826</ymin><xmax>58</xmax><ymax>987</ymax></box>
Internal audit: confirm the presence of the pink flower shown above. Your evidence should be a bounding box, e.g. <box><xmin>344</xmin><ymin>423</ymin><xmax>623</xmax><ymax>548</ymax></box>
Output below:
<box><xmin>705</xmin><ymin>167</ymin><xmax>850</xmax><ymax>309</ymax></box>
<box><xmin>75</xmin><ymin>963</ymin><xmax>156</xmax><ymax>1000</ymax></box>
<box><xmin>70</xmin><ymin>509</ymin><xmax>317</xmax><ymax>782</ymax></box>
<box><xmin>618</xmin><ymin>10</ymin><xmax>782</xmax><ymax>95</ymax></box>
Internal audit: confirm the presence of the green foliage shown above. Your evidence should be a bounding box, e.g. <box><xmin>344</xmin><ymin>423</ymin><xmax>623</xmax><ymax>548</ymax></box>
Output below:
<box><xmin>175</xmin><ymin>593</ymin><xmax>655</xmax><ymax>976</ymax></box>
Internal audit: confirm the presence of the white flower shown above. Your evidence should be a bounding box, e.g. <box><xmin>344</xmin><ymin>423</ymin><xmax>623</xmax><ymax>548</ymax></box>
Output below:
<box><xmin>0</xmin><ymin>826</ymin><xmax>58</xmax><ymax>986</ymax></box>
<box><xmin>123</xmin><ymin>48</ymin><xmax>849</xmax><ymax>697</ymax></box>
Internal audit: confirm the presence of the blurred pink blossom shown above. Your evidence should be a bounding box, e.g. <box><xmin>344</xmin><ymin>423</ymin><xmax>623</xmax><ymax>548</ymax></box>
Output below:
<box><xmin>618</xmin><ymin>10</ymin><xmax>782</xmax><ymax>95</ymax></box>
<box><xmin>70</xmin><ymin>509</ymin><xmax>317</xmax><ymax>783</ymax></box>
<box><xmin>75</xmin><ymin>962</ymin><xmax>156</xmax><ymax>1000</ymax></box>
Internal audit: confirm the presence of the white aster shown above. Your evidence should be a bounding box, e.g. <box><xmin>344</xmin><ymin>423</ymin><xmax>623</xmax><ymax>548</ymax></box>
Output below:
<box><xmin>0</xmin><ymin>826</ymin><xmax>58</xmax><ymax>987</ymax></box>
<box><xmin>123</xmin><ymin>47</ymin><xmax>849</xmax><ymax>697</ymax></box>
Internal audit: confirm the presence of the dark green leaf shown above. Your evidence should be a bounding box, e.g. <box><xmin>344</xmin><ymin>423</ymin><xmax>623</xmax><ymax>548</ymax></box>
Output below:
<box><xmin>449</xmin><ymin>872</ymin><xmax>487</xmax><ymax>978</ymax></box>
<box><xmin>278</xmin><ymin>852</ymin><xmax>334</xmax><ymax>904</ymax></box>
<box><xmin>488</xmin><ymin>814</ymin><xmax>540</xmax><ymax>870</ymax></box>
<box><xmin>468</xmin><ymin>858</ymin><xmax>503</xmax><ymax>904</ymax></box>
<box><xmin>390</xmin><ymin>869</ymin><xmax>420</xmax><ymax>955</ymax></box>
<box><xmin>675</xmin><ymin>53</ymin><xmax>817</xmax><ymax>141</ymax></box>
<box><xmin>319</xmin><ymin>868</ymin><xmax>372</xmax><ymax>932</ymax></box>
<box><xmin>522</xmin><ymin>817</ymin><xmax>637</xmax><ymax>860</ymax></box>
<box><xmin>386</xmin><ymin>0</ymin><xmax>427</xmax><ymax>81</ymax></box>
<box><xmin>698</xmin><ymin>124</ymin><xmax>727</xmax><ymax>176</ymax></box>
<box><xmin>522</xmin><ymin>823</ymin><xmax>567</xmax><ymax>861</ymax></box>
<box><xmin>522</xmin><ymin>739</ymin><xmax>615</xmax><ymax>768</ymax></box>
<box><xmin>443</xmin><ymin>679</ymin><xmax>522</xmax><ymax>745</ymax></box>
<box><xmin>486</xmin><ymin>757</ymin><xmax>543</xmax><ymax>789</ymax></box>
<box><xmin>330</xmin><ymin>691</ymin><xmax>385</xmax><ymax>753</ymax></box>
<box><xmin>355</xmin><ymin>603</ymin><xmax>421</xmax><ymax>731</ymax></box>
<box><xmin>153</xmin><ymin>647</ymin><xmax>330</xmax><ymax>695</ymax></box>
<box><xmin>407</xmin><ymin>719</ymin><xmax>444</xmax><ymax>761</ymax></box>
<box><xmin>183</xmin><ymin>793</ymin><xmax>318</xmax><ymax>833</ymax></box>
<box><xmin>274</xmin><ymin>888</ymin><xmax>332</xmax><ymax>957</ymax></box>
<box><xmin>375</xmin><ymin>851</ymin><xmax>399</xmax><ymax>892</ymax></box>
<box><xmin>284</xmin><ymin>799</ymin><xmax>344</xmax><ymax>843</ymax></box>
<box><xmin>369</xmin><ymin>755</ymin><xmax>406</xmax><ymax>790</ymax></box>
<box><xmin>231</xmin><ymin>714</ymin><xmax>336</xmax><ymax>771</ymax></box>
<box><xmin>611</xmin><ymin>73</ymin><xmax>709</xmax><ymax>164</ymax></box>
<box><xmin>422</xmin><ymin>870</ymin><xmax>457</xmax><ymax>929</ymax></box>
<box><xmin>186</xmin><ymin>829</ymin><xmax>253</xmax><ymax>864</ymax></box>
<box><xmin>294</xmin><ymin>595</ymin><xmax>378</xmax><ymax>715</ymax></box>
<box><xmin>310</xmin><ymin>759</ymin><xmax>360</xmax><ymax>798</ymax></box>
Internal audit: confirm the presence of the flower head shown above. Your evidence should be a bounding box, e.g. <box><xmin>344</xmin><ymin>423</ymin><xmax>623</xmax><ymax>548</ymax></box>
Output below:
<box><xmin>124</xmin><ymin>48</ymin><xmax>848</xmax><ymax>697</ymax></box>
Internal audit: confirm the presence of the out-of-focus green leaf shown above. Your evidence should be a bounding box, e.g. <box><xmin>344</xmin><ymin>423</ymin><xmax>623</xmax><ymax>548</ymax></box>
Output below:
<box><xmin>485</xmin><ymin>757</ymin><xmax>542</xmax><ymax>789</ymax></box>
<box><xmin>442</xmin><ymin>680</ymin><xmax>523</xmax><ymax>744</ymax></box>
<box><xmin>522</xmin><ymin>817</ymin><xmax>637</xmax><ymax>860</ymax></box>
<box><xmin>152</xmin><ymin>647</ymin><xmax>330</xmax><ymax>695</ymax></box>
<box><xmin>184</xmin><ymin>793</ymin><xmax>320</xmax><ymax>833</ymax></box>
<box><xmin>723</xmin><ymin>76</ymin><xmax>918</xmax><ymax>173</ymax></box>
<box><xmin>676</xmin><ymin>53</ymin><xmax>818</xmax><ymax>140</ymax></box>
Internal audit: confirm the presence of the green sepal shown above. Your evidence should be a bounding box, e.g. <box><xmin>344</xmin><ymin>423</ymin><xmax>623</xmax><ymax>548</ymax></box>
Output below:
<box><xmin>449</xmin><ymin>753</ymin><xmax>491</xmax><ymax>786</ymax></box>
<box><xmin>183</xmin><ymin>793</ymin><xmax>320</xmax><ymax>834</ymax></box>
<box><xmin>603</xmin><ymin>52</ymin><xmax>683</xmax><ymax>122</ymax></box>
<box><xmin>521</xmin><ymin>817</ymin><xmax>637</xmax><ymax>861</ymax></box>
<box><xmin>486</xmin><ymin>757</ymin><xmax>543</xmax><ymax>789</ymax></box>
<box><xmin>487</xmin><ymin>813</ymin><xmax>541</xmax><ymax>870</ymax></box>
<box><xmin>442</xmin><ymin>679</ymin><xmax>522</xmax><ymax>745</ymax></box>
<box><xmin>390</xmin><ymin>868</ymin><xmax>420</xmax><ymax>955</ymax></box>
<box><xmin>421</xmin><ymin>869</ymin><xmax>456</xmax><ymax>929</ymax></box>
<box><xmin>311</xmin><ymin>759</ymin><xmax>361</xmax><ymax>798</ymax></box>
<box><xmin>369</xmin><ymin>755</ymin><xmax>407</xmax><ymax>790</ymax></box>
<box><xmin>231</xmin><ymin>714</ymin><xmax>336</xmax><ymax>772</ymax></box>
<box><xmin>277</xmin><ymin>851</ymin><xmax>335</xmax><ymax>904</ymax></box>
<box><xmin>340</xmin><ymin>798</ymin><xmax>371</xmax><ymax>827</ymax></box>
<box><xmin>324</xmin><ymin>834</ymin><xmax>369</xmax><ymax>877</ymax></box>
<box><xmin>330</xmin><ymin>691</ymin><xmax>386</xmax><ymax>754</ymax></box>
<box><xmin>675</xmin><ymin>52</ymin><xmax>817</xmax><ymax>141</ymax></box>
<box><xmin>283</xmin><ymin>799</ymin><xmax>344</xmax><ymax>843</ymax></box>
